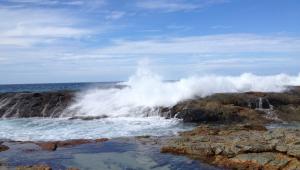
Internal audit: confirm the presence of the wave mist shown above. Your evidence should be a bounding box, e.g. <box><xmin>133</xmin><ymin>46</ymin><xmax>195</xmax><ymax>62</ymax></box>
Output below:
<box><xmin>65</xmin><ymin>66</ymin><xmax>300</xmax><ymax>118</ymax></box>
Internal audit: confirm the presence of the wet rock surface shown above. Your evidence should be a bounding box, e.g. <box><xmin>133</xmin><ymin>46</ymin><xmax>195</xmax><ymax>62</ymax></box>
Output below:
<box><xmin>0</xmin><ymin>91</ymin><xmax>74</xmax><ymax>118</ymax></box>
<box><xmin>0</xmin><ymin>87</ymin><xmax>300</xmax><ymax>122</ymax></box>
<box><xmin>16</xmin><ymin>165</ymin><xmax>52</xmax><ymax>170</ymax></box>
<box><xmin>35</xmin><ymin>138</ymin><xmax>109</xmax><ymax>151</ymax></box>
<box><xmin>0</xmin><ymin>144</ymin><xmax>9</xmax><ymax>152</ymax></box>
<box><xmin>160</xmin><ymin>86</ymin><xmax>300</xmax><ymax>123</ymax></box>
<box><xmin>161</xmin><ymin>124</ymin><xmax>300</xmax><ymax>170</ymax></box>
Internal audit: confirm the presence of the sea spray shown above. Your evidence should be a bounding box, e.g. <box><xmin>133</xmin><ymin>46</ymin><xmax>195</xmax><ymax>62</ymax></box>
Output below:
<box><xmin>0</xmin><ymin>117</ymin><xmax>190</xmax><ymax>141</ymax></box>
<box><xmin>65</xmin><ymin>66</ymin><xmax>300</xmax><ymax>117</ymax></box>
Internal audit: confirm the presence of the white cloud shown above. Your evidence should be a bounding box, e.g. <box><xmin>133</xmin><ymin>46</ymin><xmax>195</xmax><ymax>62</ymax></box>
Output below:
<box><xmin>136</xmin><ymin>0</ymin><xmax>227</xmax><ymax>12</ymax></box>
<box><xmin>194</xmin><ymin>57</ymin><xmax>292</xmax><ymax>68</ymax></box>
<box><xmin>105</xmin><ymin>11</ymin><xmax>126</xmax><ymax>20</ymax></box>
<box><xmin>0</xmin><ymin>7</ymin><xmax>94</xmax><ymax>47</ymax></box>
<box><xmin>3</xmin><ymin>25</ymin><xmax>91</xmax><ymax>38</ymax></box>
<box><xmin>3</xmin><ymin>0</ymin><xmax>106</xmax><ymax>8</ymax></box>
<box><xmin>95</xmin><ymin>34</ymin><xmax>300</xmax><ymax>55</ymax></box>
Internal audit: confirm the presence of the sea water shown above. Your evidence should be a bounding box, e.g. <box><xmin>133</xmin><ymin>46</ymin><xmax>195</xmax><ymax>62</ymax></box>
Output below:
<box><xmin>1</xmin><ymin>66</ymin><xmax>300</xmax><ymax>141</ymax></box>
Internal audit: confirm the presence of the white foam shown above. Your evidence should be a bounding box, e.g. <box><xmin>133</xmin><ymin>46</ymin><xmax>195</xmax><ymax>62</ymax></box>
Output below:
<box><xmin>66</xmin><ymin>65</ymin><xmax>300</xmax><ymax>117</ymax></box>
<box><xmin>0</xmin><ymin>117</ymin><xmax>192</xmax><ymax>141</ymax></box>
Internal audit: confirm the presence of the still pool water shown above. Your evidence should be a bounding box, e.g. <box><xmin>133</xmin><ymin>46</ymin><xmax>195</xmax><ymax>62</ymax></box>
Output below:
<box><xmin>0</xmin><ymin>138</ymin><xmax>222</xmax><ymax>170</ymax></box>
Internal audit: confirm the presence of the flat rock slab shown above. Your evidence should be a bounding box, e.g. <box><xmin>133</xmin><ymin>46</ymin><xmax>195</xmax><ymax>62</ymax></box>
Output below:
<box><xmin>161</xmin><ymin>124</ymin><xmax>300</xmax><ymax>170</ymax></box>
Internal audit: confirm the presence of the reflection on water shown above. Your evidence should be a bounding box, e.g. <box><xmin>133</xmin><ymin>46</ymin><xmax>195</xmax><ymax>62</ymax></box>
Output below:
<box><xmin>0</xmin><ymin>138</ymin><xmax>221</xmax><ymax>170</ymax></box>
<box><xmin>267</xmin><ymin>122</ymin><xmax>300</xmax><ymax>129</ymax></box>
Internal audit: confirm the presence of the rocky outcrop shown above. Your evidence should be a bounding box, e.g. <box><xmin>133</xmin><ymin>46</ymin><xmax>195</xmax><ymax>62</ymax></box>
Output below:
<box><xmin>165</xmin><ymin>100</ymin><xmax>269</xmax><ymax>124</ymax></box>
<box><xmin>162</xmin><ymin>86</ymin><xmax>300</xmax><ymax>123</ymax></box>
<box><xmin>0</xmin><ymin>144</ymin><xmax>9</xmax><ymax>152</ymax></box>
<box><xmin>0</xmin><ymin>91</ymin><xmax>74</xmax><ymax>118</ymax></box>
<box><xmin>36</xmin><ymin>138</ymin><xmax>109</xmax><ymax>151</ymax></box>
<box><xmin>161</xmin><ymin>124</ymin><xmax>300</xmax><ymax>170</ymax></box>
<box><xmin>0</xmin><ymin>86</ymin><xmax>299</xmax><ymax>122</ymax></box>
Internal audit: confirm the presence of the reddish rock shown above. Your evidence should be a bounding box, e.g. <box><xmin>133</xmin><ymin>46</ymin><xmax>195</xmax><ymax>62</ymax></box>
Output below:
<box><xmin>37</xmin><ymin>142</ymin><xmax>57</xmax><ymax>151</ymax></box>
<box><xmin>161</xmin><ymin>124</ymin><xmax>300</xmax><ymax>170</ymax></box>
<box><xmin>16</xmin><ymin>165</ymin><xmax>52</xmax><ymax>170</ymax></box>
<box><xmin>245</xmin><ymin>92</ymin><xmax>266</xmax><ymax>97</ymax></box>
<box><xmin>37</xmin><ymin>138</ymin><xmax>109</xmax><ymax>151</ymax></box>
<box><xmin>95</xmin><ymin>138</ymin><xmax>109</xmax><ymax>143</ymax></box>
<box><xmin>67</xmin><ymin>168</ymin><xmax>80</xmax><ymax>170</ymax></box>
<box><xmin>57</xmin><ymin>139</ymin><xmax>91</xmax><ymax>147</ymax></box>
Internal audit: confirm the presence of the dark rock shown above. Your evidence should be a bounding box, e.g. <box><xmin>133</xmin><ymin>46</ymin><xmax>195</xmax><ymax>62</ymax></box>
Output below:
<box><xmin>164</xmin><ymin>86</ymin><xmax>300</xmax><ymax>123</ymax></box>
<box><xmin>168</xmin><ymin>99</ymin><xmax>268</xmax><ymax>124</ymax></box>
<box><xmin>1</xmin><ymin>86</ymin><xmax>300</xmax><ymax>123</ymax></box>
<box><xmin>0</xmin><ymin>91</ymin><xmax>74</xmax><ymax>118</ymax></box>
<box><xmin>68</xmin><ymin>115</ymin><xmax>108</xmax><ymax>120</ymax></box>
<box><xmin>0</xmin><ymin>145</ymin><xmax>9</xmax><ymax>152</ymax></box>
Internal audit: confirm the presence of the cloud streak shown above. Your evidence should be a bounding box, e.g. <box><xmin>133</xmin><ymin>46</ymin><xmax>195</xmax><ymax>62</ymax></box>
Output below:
<box><xmin>1</xmin><ymin>0</ymin><xmax>106</xmax><ymax>8</ymax></box>
<box><xmin>0</xmin><ymin>0</ymin><xmax>299</xmax><ymax>84</ymax></box>
<box><xmin>0</xmin><ymin>6</ymin><xmax>97</xmax><ymax>47</ymax></box>
<box><xmin>136</xmin><ymin>0</ymin><xmax>227</xmax><ymax>12</ymax></box>
<box><xmin>95</xmin><ymin>34</ymin><xmax>300</xmax><ymax>55</ymax></box>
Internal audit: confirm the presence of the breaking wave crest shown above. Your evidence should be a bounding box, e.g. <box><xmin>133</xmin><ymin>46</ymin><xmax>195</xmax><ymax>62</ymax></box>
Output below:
<box><xmin>65</xmin><ymin>66</ymin><xmax>300</xmax><ymax>118</ymax></box>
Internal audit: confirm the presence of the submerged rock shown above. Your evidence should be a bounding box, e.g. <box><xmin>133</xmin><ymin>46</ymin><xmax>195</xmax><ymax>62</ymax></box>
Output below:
<box><xmin>0</xmin><ymin>145</ymin><xmax>9</xmax><ymax>152</ymax></box>
<box><xmin>68</xmin><ymin>115</ymin><xmax>108</xmax><ymax>120</ymax></box>
<box><xmin>161</xmin><ymin>124</ymin><xmax>300</xmax><ymax>170</ymax></box>
<box><xmin>37</xmin><ymin>142</ymin><xmax>57</xmax><ymax>151</ymax></box>
<box><xmin>16</xmin><ymin>165</ymin><xmax>52</xmax><ymax>170</ymax></box>
<box><xmin>36</xmin><ymin>138</ymin><xmax>109</xmax><ymax>151</ymax></box>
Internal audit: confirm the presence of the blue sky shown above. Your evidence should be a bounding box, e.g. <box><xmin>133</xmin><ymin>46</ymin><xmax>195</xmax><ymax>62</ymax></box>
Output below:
<box><xmin>0</xmin><ymin>0</ymin><xmax>300</xmax><ymax>84</ymax></box>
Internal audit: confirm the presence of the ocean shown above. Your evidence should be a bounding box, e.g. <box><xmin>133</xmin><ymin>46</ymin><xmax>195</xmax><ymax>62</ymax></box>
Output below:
<box><xmin>1</xmin><ymin>70</ymin><xmax>300</xmax><ymax>169</ymax></box>
<box><xmin>1</xmin><ymin>69</ymin><xmax>300</xmax><ymax>141</ymax></box>
<box><xmin>0</xmin><ymin>82</ymin><xmax>119</xmax><ymax>93</ymax></box>
<box><xmin>0</xmin><ymin>81</ymin><xmax>195</xmax><ymax>141</ymax></box>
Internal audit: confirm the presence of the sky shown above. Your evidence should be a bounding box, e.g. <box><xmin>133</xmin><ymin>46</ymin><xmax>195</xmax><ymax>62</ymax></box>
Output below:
<box><xmin>0</xmin><ymin>0</ymin><xmax>300</xmax><ymax>84</ymax></box>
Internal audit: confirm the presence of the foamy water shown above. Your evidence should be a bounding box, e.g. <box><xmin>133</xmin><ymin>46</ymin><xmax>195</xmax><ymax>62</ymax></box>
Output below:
<box><xmin>65</xmin><ymin>65</ymin><xmax>300</xmax><ymax>117</ymax></box>
<box><xmin>1</xmin><ymin>65</ymin><xmax>300</xmax><ymax>141</ymax></box>
<box><xmin>0</xmin><ymin>117</ymin><xmax>193</xmax><ymax>141</ymax></box>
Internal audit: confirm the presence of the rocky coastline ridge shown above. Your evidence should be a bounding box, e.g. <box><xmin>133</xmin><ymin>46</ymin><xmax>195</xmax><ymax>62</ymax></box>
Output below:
<box><xmin>0</xmin><ymin>86</ymin><xmax>300</xmax><ymax>123</ymax></box>
<box><xmin>1</xmin><ymin>87</ymin><xmax>300</xmax><ymax>169</ymax></box>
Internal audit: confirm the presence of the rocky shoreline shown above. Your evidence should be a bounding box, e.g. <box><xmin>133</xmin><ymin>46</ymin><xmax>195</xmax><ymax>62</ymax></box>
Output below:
<box><xmin>0</xmin><ymin>136</ymin><xmax>217</xmax><ymax>170</ymax></box>
<box><xmin>2</xmin><ymin>124</ymin><xmax>300</xmax><ymax>170</ymax></box>
<box><xmin>161</xmin><ymin>124</ymin><xmax>300</xmax><ymax>170</ymax></box>
<box><xmin>1</xmin><ymin>87</ymin><xmax>300</xmax><ymax>123</ymax></box>
<box><xmin>0</xmin><ymin>91</ymin><xmax>74</xmax><ymax>118</ymax></box>
<box><xmin>1</xmin><ymin>87</ymin><xmax>300</xmax><ymax>169</ymax></box>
